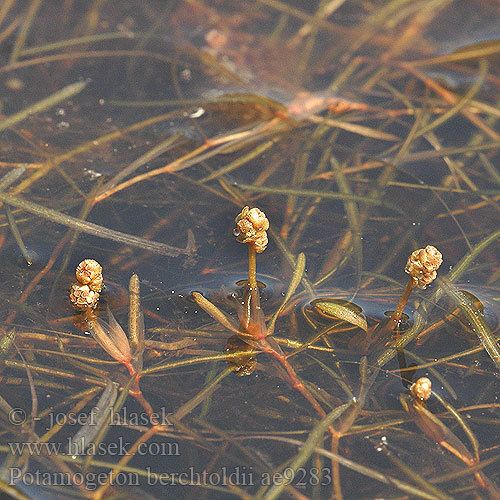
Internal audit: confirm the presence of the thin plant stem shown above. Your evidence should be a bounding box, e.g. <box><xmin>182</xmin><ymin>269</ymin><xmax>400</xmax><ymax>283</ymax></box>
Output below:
<box><xmin>92</xmin><ymin>425</ymin><xmax>159</xmax><ymax>500</ymax></box>
<box><xmin>248</xmin><ymin>246</ymin><xmax>258</xmax><ymax>289</ymax></box>
<box><xmin>387</xmin><ymin>278</ymin><xmax>415</xmax><ymax>332</ymax></box>
<box><xmin>4</xmin><ymin>205</ymin><xmax>32</xmax><ymax>265</ymax></box>
<box><xmin>0</xmin><ymin>81</ymin><xmax>88</xmax><ymax>132</ymax></box>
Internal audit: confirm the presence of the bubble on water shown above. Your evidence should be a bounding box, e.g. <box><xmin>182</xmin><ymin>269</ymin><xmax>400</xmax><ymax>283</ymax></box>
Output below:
<box><xmin>190</xmin><ymin>107</ymin><xmax>205</xmax><ymax>118</ymax></box>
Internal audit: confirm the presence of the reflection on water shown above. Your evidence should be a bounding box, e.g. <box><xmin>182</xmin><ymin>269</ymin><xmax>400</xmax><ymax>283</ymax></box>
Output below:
<box><xmin>0</xmin><ymin>1</ymin><xmax>498</xmax><ymax>498</ymax></box>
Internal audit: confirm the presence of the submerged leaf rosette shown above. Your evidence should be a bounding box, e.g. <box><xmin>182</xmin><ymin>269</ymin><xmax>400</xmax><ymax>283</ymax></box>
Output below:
<box><xmin>234</xmin><ymin>206</ymin><xmax>269</xmax><ymax>253</ymax></box>
<box><xmin>405</xmin><ymin>245</ymin><xmax>443</xmax><ymax>288</ymax></box>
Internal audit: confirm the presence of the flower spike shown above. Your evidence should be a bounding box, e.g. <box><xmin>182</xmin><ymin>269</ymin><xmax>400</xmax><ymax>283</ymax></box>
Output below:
<box><xmin>410</xmin><ymin>377</ymin><xmax>432</xmax><ymax>401</ymax></box>
<box><xmin>405</xmin><ymin>245</ymin><xmax>442</xmax><ymax>289</ymax></box>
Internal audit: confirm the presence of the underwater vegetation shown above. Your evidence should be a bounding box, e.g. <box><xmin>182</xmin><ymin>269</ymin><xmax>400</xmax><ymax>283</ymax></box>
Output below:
<box><xmin>0</xmin><ymin>0</ymin><xmax>498</xmax><ymax>498</ymax></box>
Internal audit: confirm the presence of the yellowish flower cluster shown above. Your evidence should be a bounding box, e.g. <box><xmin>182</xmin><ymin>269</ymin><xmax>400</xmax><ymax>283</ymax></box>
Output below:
<box><xmin>69</xmin><ymin>259</ymin><xmax>103</xmax><ymax>311</ymax></box>
<box><xmin>405</xmin><ymin>245</ymin><xmax>442</xmax><ymax>288</ymax></box>
<box><xmin>410</xmin><ymin>377</ymin><xmax>432</xmax><ymax>401</ymax></box>
<box><xmin>75</xmin><ymin>259</ymin><xmax>103</xmax><ymax>292</ymax></box>
<box><xmin>234</xmin><ymin>206</ymin><xmax>269</xmax><ymax>253</ymax></box>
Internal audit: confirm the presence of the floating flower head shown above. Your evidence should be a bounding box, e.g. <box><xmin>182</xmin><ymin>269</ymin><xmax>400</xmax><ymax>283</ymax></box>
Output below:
<box><xmin>405</xmin><ymin>245</ymin><xmax>442</xmax><ymax>288</ymax></box>
<box><xmin>69</xmin><ymin>283</ymin><xmax>99</xmax><ymax>311</ymax></box>
<box><xmin>75</xmin><ymin>259</ymin><xmax>103</xmax><ymax>292</ymax></box>
<box><xmin>234</xmin><ymin>206</ymin><xmax>269</xmax><ymax>253</ymax></box>
<box><xmin>410</xmin><ymin>377</ymin><xmax>432</xmax><ymax>401</ymax></box>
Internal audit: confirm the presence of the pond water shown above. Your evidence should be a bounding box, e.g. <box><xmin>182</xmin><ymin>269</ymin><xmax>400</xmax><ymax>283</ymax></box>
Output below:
<box><xmin>0</xmin><ymin>1</ymin><xmax>498</xmax><ymax>499</ymax></box>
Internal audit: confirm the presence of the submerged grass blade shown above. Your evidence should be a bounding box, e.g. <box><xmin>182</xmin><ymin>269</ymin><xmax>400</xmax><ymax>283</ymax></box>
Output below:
<box><xmin>87</xmin><ymin>311</ymin><xmax>131</xmax><ymax>365</ymax></box>
<box><xmin>416</xmin><ymin>59</ymin><xmax>488</xmax><ymax>138</ymax></box>
<box><xmin>0</xmin><ymin>191</ymin><xmax>193</xmax><ymax>257</ymax></box>
<box><xmin>253</xmin><ymin>433</ymin><xmax>442</xmax><ymax>499</ymax></box>
<box><xmin>267</xmin><ymin>252</ymin><xmax>305</xmax><ymax>335</ymax></box>
<box><xmin>9</xmin><ymin>0</ymin><xmax>41</xmax><ymax>63</ymax></box>
<box><xmin>401</xmin><ymin>395</ymin><xmax>476</xmax><ymax>467</ymax></box>
<box><xmin>97</xmin><ymin>133</ymin><xmax>182</xmax><ymax>197</ymax></box>
<box><xmin>260</xmin><ymin>403</ymin><xmax>351</xmax><ymax>500</ymax></box>
<box><xmin>83</xmin><ymin>377</ymin><xmax>134</xmax><ymax>471</ymax></box>
<box><xmin>19</xmin><ymin>32</ymin><xmax>137</xmax><ymax>56</ymax></box>
<box><xmin>433</xmin><ymin>392</ymin><xmax>480</xmax><ymax>463</ymax></box>
<box><xmin>331</xmin><ymin>155</ymin><xmax>363</xmax><ymax>281</ymax></box>
<box><xmin>0</xmin><ymin>330</ymin><xmax>15</xmax><ymax>361</ymax></box>
<box><xmin>237</xmin><ymin>184</ymin><xmax>404</xmax><ymax>214</ymax></box>
<box><xmin>69</xmin><ymin>381</ymin><xmax>118</xmax><ymax>456</ymax></box>
<box><xmin>200</xmin><ymin>139</ymin><xmax>276</xmax><ymax>183</ymax></box>
<box><xmin>0</xmin><ymin>81</ymin><xmax>87</xmax><ymax>132</ymax></box>
<box><xmin>0</xmin><ymin>0</ymin><xmax>16</xmax><ymax>28</ymax></box>
<box><xmin>105</xmin><ymin>308</ymin><xmax>133</xmax><ymax>362</ymax></box>
<box><xmin>172</xmin><ymin>367</ymin><xmax>232</xmax><ymax>422</ymax></box>
<box><xmin>437</xmin><ymin>278</ymin><xmax>500</xmax><ymax>369</ymax></box>
<box><xmin>312</xmin><ymin>299</ymin><xmax>368</xmax><ymax>332</ymax></box>
<box><xmin>128</xmin><ymin>274</ymin><xmax>145</xmax><ymax>369</ymax></box>
<box><xmin>410</xmin><ymin>40</ymin><xmax>500</xmax><ymax>66</ymax></box>
<box><xmin>0</xmin><ymin>166</ymin><xmax>26</xmax><ymax>191</ymax></box>
<box><xmin>0</xmin><ymin>478</ymin><xmax>29</xmax><ymax>500</ymax></box>
<box><xmin>381</xmin><ymin>445</ymin><xmax>451</xmax><ymax>500</ymax></box>
<box><xmin>306</xmin><ymin>114</ymin><xmax>399</xmax><ymax>141</ymax></box>
<box><xmin>269</xmin><ymin>228</ymin><xmax>315</xmax><ymax>295</ymax></box>
<box><xmin>4</xmin><ymin>205</ymin><xmax>32</xmax><ymax>265</ymax></box>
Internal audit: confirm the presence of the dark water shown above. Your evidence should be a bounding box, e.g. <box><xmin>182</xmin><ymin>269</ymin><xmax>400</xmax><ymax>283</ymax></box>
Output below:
<box><xmin>0</xmin><ymin>1</ymin><xmax>498</xmax><ymax>498</ymax></box>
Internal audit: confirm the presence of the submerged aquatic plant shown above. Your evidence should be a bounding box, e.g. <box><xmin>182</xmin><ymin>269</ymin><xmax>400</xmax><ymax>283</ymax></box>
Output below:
<box><xmin>85</xmin><ymin>274</ymin><xmax>153</xmax><ymax>414</ymax></box>
<box><xmin>401</xmin><ymin>375</ymin><xmax>497</xmax><ymax>495</ymax></box>
<box><xmin>193</xmin><ymin>206</ymin><xmax>328</xmax><ymax>415</ymax></box>
<box><xmin>0</xmin><ymin>1</ymin><xmax>498</xmax><ymax>497</ymax></box>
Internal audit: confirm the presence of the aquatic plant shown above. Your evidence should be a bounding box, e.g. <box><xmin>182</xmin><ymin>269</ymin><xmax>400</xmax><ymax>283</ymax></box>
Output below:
<box><xmin>0</xmin><ymin>1</ymin><xmax>497</xmax><ymax>498</ymax></box>
<box><xmin>193</xmin><ymin>207</ymin><xmax>321</xmax><ymax>403</ymax></box>
<box><xmin>402</xmin><ymin>376</ymin><xmax>496</xmax><ymax>495</ymax></box>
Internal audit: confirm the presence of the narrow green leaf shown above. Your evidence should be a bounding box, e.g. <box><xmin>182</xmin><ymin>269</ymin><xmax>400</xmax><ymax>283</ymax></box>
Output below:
<box><xmin>438</xmin><ymin>278</ymin><xmax>500</xmax><ymax>369</ymax></box>
<box><xmin>0</xmin><ymin>191</ymin><xmax>193</xmax><ymax>257</ymax></box>
<box><xmin>267</xmin><ymin>252</ymin><xmax>305</xmax><ymax>335</ymax></box>
<box><xmin>0</xmin><ymin>81</ymin><xmax>87</xmax><ymax>132</ymax></box>
<box><xmin>312</xmin><ymin>298</ymin><xmax>368</xmax><ymax>331</ymax></box>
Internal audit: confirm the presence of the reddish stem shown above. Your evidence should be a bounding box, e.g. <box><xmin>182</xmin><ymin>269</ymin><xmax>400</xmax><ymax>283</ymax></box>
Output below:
<box><xmin>124</xmin><ymin>361</ymin><xmax>159</xmax><ymax>425</ymax></box>
<box><xmin>260</xmin><ymin>338</ymin><xmax>327</xmax><ymax>418</ymax></box>
<box><xmin>386</xmin><ymin>278</ymin><xmax>415</xmax><ymax>333</ymax></box>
